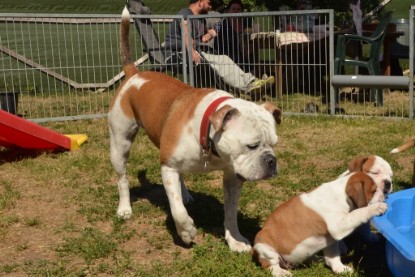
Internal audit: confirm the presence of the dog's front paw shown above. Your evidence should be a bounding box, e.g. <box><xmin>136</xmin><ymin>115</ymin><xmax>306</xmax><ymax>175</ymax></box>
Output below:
<box><xmin>176</xmin><ymin>216</ymin><xmax>197</xmax><ymax>244</ymax></box>
<box><xmin>229</xmin><ymin>240</ymin><xmax>252</xmax><ymax>253</ymax></box>
<box><xmin>225</xmin><ymin>231</ymin><xmax>252</xmax><ymax>252</ymax></box>
<box><xmin>117</xmin><ymin>205</ymin><xmax>132</xmax><ymax>219</ymax></box>
<box><xmin>370</xmin><ymin>202</ymin><xmax>388</xmax><ymax>216</ymax></box>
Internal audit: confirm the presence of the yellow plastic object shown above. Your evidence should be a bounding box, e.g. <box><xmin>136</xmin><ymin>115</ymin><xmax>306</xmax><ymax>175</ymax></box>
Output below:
<box><xmin>64</xmin><ymin>134</ymin><xmax>88</xmax><ymax>150</ymax></box>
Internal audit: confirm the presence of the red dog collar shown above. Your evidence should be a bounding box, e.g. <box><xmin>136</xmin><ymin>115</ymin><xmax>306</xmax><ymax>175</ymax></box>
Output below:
<box><xmin>199</xmin><ymin>96</ymin><xmax>233</xmax><ymax>153</ymax></box>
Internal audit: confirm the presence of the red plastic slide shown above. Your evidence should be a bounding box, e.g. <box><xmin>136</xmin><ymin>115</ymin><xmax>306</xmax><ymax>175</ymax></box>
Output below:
<box><xmin>0</xmin><ymin>110</ymin><xmax>87</xmax><ymax>151</ymax></box>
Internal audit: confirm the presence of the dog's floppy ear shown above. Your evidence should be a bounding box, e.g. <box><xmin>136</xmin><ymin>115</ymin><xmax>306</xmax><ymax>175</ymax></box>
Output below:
<box><xmin>261</xmin><ymin>102</ymin><xmax>282</xmax><ymax>125</ymax></box>
<box><xmin>209</xmin><ymin>105</ymin><xmax>240</xmax><ymax>132</ymax></box>
<box><xmin>346</xmin><ymin>172</ymin><xmax>376</xmax><ymax>208</ymax></box>
<box><xmin>347</xmin><ymin>156</ymin><xmax>369</xmax><ymax>172</ymax></box>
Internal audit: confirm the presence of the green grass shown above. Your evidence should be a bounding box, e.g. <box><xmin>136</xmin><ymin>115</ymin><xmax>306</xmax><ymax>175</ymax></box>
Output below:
<box><xmin>1</xmin><ymin>116</ymin><xmax>414</xmax><ymax>276</ymax></box>
<box><xmin>387</xmin><ymin>0</ymin><xmax>412</xmax><ymax>19</ymax></box>
<box><xmin>0</xmin><ymin>0</ymin><xmax>189</xmax><ymax>14</ymax></box>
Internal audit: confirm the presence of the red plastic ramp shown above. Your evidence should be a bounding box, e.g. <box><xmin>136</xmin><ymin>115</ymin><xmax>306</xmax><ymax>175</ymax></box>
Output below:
<box><xmin>0</xmin><ymin>110</ymin><xmax>72</xmax><ymax>150</ymax></box>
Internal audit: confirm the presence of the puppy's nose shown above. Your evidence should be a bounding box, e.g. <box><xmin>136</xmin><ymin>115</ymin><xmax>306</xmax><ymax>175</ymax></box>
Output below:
<box><xmin>384</xmin><ymin>180</ymin><xmax>392</xmax><ymax>193</ymax></box>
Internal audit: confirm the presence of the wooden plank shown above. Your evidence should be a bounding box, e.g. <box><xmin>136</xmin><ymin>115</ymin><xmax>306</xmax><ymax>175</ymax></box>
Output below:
<box><xmin>0</xmin><ymin>45</ymin><xmax>149</xmax><ymax>90</ymax></box>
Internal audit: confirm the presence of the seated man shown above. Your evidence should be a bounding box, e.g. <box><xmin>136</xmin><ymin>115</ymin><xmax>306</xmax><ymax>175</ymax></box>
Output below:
<box><xmin>164</xmin><ymin>0</ymin><xmax>274</xmax><ymax>96</ymax></box>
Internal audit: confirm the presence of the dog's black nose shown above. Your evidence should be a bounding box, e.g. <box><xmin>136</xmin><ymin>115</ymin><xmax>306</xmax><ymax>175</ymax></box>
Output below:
<box><xmin>384</xmin><ymin>180</ymin><xmax>392</xmax><ymax>193</ymax></box>
<box><xmin>264</xmin><ymin>154</ymin><xmax>276</xmax><ymax>168</ymax></box>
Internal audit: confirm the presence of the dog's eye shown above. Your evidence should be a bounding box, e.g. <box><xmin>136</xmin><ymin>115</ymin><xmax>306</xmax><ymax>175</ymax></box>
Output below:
<box><xmin>247</xmin><ymin>143</ymin><xmax>259</xmax><ymax>150</ymax></box>
<box><xmin>369</xmin><ymin>171</ymin><xmax>380</xmax><ymax>175</ymax></box>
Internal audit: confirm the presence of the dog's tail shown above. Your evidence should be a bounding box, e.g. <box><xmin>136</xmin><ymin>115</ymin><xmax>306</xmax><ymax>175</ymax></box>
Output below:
<box><xmin>391</xmin><ymin>138</ymin><xmax>415</xmax><ymax>154</ymax></box>
<box><xmin>120</xmin><ymin>7</ymin><xmax>138</xmax><ymax>77</ymax></box>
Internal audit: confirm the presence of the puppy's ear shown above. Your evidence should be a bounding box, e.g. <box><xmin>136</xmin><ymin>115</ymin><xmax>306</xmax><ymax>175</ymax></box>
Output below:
<box><xmin>347</xmin><ymin>156</ymin><xmax>368</xmax><ymax>172</ymax></box>
<box><xmin>209</xmin><ymin>105</ymin><xmax>240</xmax><ymax>131</ymax></box>
<box><xmin>346</xmin><ymin>172</ymin><xmax>376</xmax><ymax>208</ymax></box>
<box><xmin>261</xmin><ymin>102</ymin><xmax>282</xmax><ymax>125</ymax></box>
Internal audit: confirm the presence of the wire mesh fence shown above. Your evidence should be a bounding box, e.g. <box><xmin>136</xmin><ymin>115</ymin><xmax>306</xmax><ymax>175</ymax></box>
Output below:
<box><xmin>0</xmin><ymin>10</ymin><xmax>413</xmax><ymax>123</ymax></box>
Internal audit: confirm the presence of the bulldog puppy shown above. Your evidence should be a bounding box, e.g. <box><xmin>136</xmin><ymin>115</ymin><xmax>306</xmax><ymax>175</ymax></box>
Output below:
<box><xmin>252</xmin><ymin>172</ymin><xmax>391</xmax><ymax>277</ymax></box>
<box><xmin>338</xmin><ymin>155</ymin><xmax>393</xmax><ymax>242</ymax></box>
<box><xmin>391</xmin><ymin>138</ymin><xmax>415</xmax><ymax>186</ymax></box>
<box><xmin>108</xmin><ymin>7</ymin><xmax>281</xmax><ymax>252</ymax></box>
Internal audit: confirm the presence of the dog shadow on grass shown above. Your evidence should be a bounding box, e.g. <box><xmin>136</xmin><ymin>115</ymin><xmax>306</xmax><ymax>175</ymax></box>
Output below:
<box><xmin>131</xmin><ymin>170</ymin><xmax>262</xmax><ymax>248</ymax></box>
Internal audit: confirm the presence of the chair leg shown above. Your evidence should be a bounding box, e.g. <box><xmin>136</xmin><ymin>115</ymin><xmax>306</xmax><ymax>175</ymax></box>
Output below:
<box><xmin>334</xmin><ymin>87</ymin><xmax>340</xmax><ymax>104</ymax></box>
<box><xmin>368</xmin><ymin>62</ymin><xmax>384</xmax><ymax>106</ymax></box>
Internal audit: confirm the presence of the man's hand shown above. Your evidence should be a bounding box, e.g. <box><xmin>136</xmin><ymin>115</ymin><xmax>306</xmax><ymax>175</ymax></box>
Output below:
<box><xmin>192</xmin><ymin>49</ymin><xmax>202</xmax><ymax>64</ymax></box>
<box><xmin>201</xmin><ymin>28</ymin><xmax>217</xmax><ymax>43</ymax></box>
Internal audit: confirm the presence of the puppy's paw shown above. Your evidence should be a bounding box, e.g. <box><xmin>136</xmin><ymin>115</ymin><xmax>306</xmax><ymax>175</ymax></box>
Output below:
<box><xmin>332</xmin><ymin>264</ymin><xmax>353</xmax><ymax>274</ymax></box>
<box><xmin>176</xmin><ymin>216</ymin><xmax>197</xmax><ymax>244</ymax></box>
<box><xmin>117</xmin><ymin>205</ymin><xmax>132</xmax><ymax>219</ymax></box>
<box><xmin>370</xmin><ymin>202</ymin><xmax>388</xmax><ymax>216</ymax></box>
<box><xmin>270</xmin><ymin>266</ymin><xmax>292</xmax><ymax>277</ymax></box>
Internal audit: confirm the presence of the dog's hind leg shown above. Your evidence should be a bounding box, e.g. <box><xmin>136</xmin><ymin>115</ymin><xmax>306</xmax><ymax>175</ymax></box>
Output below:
<box><xmin>109</xmin><ymin>115</ymin><xmax>139</xmax><ymax>219</ymax></box>
<box><xmin>162</xmin><ymin>165</ymin><xmax>197</xmax><ymax>244</ymax></box>
<box><xmin>323</xmin><ymin>242</ymin><xmax>353</xmax><ymax>274</ymax></box>
<box><xmin>253</xmin><ymin>243</ymin><xmax>292</xmax><ymax>277</ymax></box>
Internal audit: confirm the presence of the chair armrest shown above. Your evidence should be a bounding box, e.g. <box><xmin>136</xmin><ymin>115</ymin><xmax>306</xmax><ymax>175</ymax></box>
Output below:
<box><xmin>339</xmin><ymin>33</ymin><xmax>377</xmax><ymax>44</ymax></box>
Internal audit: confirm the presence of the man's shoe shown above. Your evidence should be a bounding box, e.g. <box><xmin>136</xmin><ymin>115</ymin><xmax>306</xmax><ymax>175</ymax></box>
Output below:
<box><xmin>247</xmin><ymin>75</ymin><xmax>275</xmax><ymax>99</ymax></box>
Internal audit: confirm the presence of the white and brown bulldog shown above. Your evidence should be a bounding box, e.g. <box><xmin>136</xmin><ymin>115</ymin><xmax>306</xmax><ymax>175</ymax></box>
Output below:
<box><xmin>252</xmin><ymin>172</ymin><xmax>391</xmax><ymax>277</ymax></box>
<box><xmin>108</xmin><ymin>8</ymin><xmax>281</xmax><ymax>252</ymax></box>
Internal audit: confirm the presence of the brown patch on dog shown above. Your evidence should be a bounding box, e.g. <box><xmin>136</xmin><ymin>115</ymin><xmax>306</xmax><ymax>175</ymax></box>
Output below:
<box><xmin>209</xmin><ymin>105</ymin><xmax>240</xmax><ymax>132</ymax></box>
<box><xmin>254</xmin><ymin>196</ymin><xmax>328</xmax><ymax>257</ymax></box>
<box><xmin>347</xmin><ymin>156</ymin><xmax>376</xmax><ymax>173</ymax></box>
<box><xmin>345</xmin><ymin>172</ymin><xmax>377</xmax><ymax>208</ymax></box>
<box><xmin>116</xmin><ymin>70</ymin><xmax>215</xmax><ymax>157</ymax></box>
<box><xmin>261</xmin><ymin>102</ymin><xmax>282</xmax><ymax>125</ymax></box>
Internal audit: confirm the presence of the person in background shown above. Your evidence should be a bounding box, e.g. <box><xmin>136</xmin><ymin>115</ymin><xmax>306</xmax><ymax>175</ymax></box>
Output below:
<box><xmin>295</xmin><ymin>0</ymin><xmax>315</xmax><ymax>32</ymax></box>
<box><xmin>164</xmin><ymin>0</ymin><xmax>274</xmax><ymax>95</ymax></box>
<box><xmin>214</xmin><ymin>0</ymin><xmax>254</xmax><ymax>70</ymax></box>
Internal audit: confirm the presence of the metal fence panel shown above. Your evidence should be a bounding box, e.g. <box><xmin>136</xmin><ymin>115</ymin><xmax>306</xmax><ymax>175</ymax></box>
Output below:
<box><xmin>0</xmin><ymin>10</ymin><xmax>413</xmax><ymax>122</ymax></box>
<box><xmin>0</xmin><ymin>13</ymin><xmax>183</xmax><ymax>122</ymax></box>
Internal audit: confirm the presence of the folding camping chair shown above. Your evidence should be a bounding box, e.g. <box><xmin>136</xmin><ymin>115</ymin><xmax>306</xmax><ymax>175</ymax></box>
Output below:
<box><xmin>125</xmin><ymin>0</ymin><xmax>172</xmax><ymax>73</ymax></box>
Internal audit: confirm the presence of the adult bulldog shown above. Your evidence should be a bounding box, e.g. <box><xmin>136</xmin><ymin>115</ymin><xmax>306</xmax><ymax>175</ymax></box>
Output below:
<box><xmin>108</xmin><ymin>7</ymin><xmax>281</xmax><ymax>252</ymax></box>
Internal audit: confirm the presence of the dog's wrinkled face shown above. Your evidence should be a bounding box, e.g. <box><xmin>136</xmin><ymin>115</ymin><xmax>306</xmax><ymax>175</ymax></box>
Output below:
<box><xmin>347</xmin><ymin>155</ymin><xmax>393</xmax><ymax>195</ymax></box>
<box><xmin>210</xmin><ymin>101</ymin><xmax>280</xmax><ymax>181</ymax></box>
